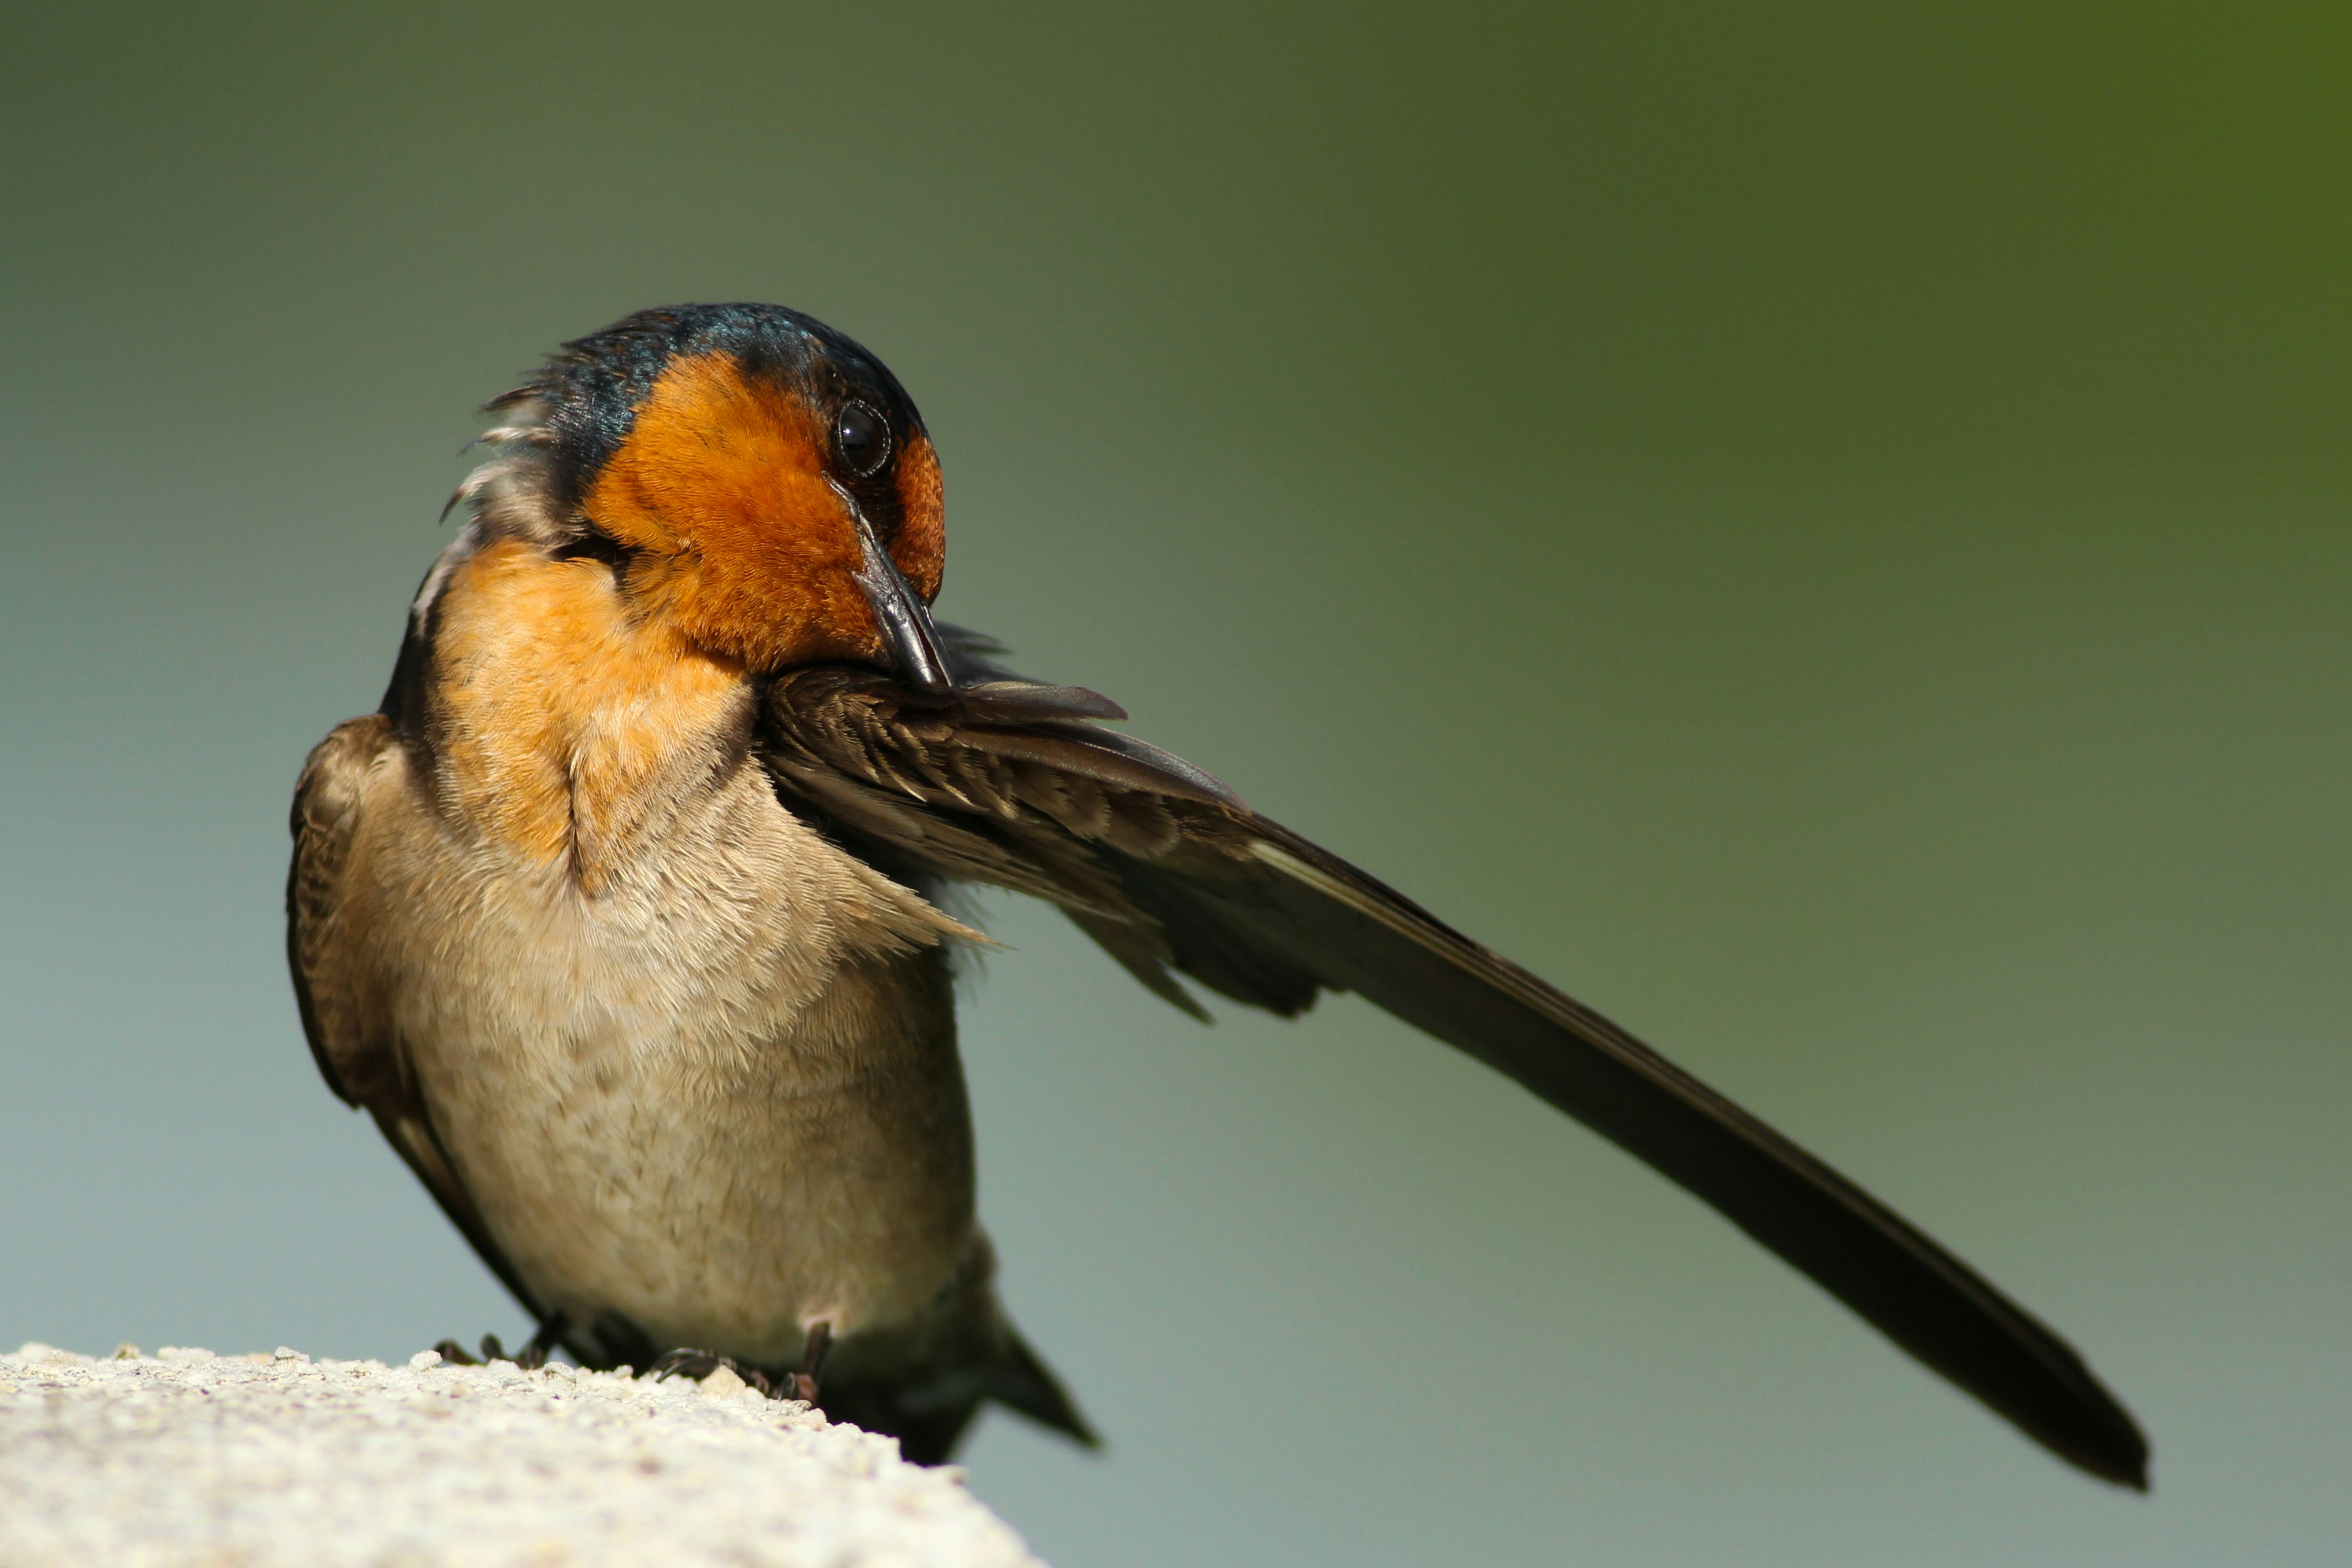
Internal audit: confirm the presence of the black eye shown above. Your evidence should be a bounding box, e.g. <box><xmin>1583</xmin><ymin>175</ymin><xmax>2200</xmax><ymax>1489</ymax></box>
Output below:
<box><xmin>834</xmin><ymin>401</ymin><xmax>891</xmax><ymax>478</ymax></box>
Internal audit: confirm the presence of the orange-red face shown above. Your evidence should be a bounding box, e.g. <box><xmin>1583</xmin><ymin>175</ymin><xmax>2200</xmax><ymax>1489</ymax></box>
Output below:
<box><xmin>579</xmin><ymin>349</ymin><xmax>944</xmax><ymax>673</ymax></box>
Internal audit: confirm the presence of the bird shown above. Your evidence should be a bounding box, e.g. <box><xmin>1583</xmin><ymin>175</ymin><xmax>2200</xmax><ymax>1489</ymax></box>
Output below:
<box><xmin>288</xmin><ymin>301</ymin><xmax>2148</xmax><ymax>1484</ymax></box>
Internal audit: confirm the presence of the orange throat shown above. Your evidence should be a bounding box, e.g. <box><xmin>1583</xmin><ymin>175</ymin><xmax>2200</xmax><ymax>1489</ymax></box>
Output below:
<box><xmin>425</xmin><ymin>536</ymin><xmax>752</xmax><ymax>886</ymax></box>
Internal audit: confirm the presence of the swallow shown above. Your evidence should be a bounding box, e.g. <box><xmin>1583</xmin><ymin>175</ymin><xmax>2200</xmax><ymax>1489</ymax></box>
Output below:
<box><xmin>287</xmin><ymin>302</ymin><xmax>2148</xmax><ymax>1484</ymax></box>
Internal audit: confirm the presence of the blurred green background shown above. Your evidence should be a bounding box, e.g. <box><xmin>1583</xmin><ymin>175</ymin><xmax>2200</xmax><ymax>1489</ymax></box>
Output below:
<box><xmin>3</xmin><ymin>3</ymin><xmax>2347</xmax><ymax>1562</ymax></box>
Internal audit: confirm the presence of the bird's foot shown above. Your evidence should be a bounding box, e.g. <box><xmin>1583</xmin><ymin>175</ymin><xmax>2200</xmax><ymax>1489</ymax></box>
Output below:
<box><xmin>648</xmin><ymin>1348</ymin><xmax>779</xmax><ymax>1398</ymax></box>
<box><xmin>645</xmin><ymin>1323</ymin><xmax>830</xmax><ymax>1404</ymax></box>
<box><xmin>433</xmin><ymin>1313</ymin><xmax>568</xmax><ymax>1371</ymax></box>
<box><xmin>508</xmin><ymin>1313</ymin><xmax>568</xmax><ymax>1370</ymax></box>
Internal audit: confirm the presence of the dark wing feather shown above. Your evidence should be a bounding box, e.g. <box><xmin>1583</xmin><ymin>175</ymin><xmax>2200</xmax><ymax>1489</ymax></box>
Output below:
<box><xmin>288</xmin><ymin>716</ymin><xmax>550</xmax><ymax>1325</ymax></box>
<box><xmin>759</xmin><ymin>665</ymin><xmax>2149</xmax><ymax>1488</ymax></box>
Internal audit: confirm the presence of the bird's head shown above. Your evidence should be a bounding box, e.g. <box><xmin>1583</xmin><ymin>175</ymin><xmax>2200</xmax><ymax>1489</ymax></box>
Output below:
<box><xmin>481</xmin><ymin>303</ymin><xmax>952</xmax><ymax>693</ymax></box>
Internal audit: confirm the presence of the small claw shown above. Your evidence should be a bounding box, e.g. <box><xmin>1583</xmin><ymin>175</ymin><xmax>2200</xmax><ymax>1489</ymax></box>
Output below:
<box><xmin>647</xmin><ymin>1348</ymin><xmax>720</xmax><ymax>1383</ymax></box>
<box><xmin>431</xmin><ymin>1338</ymin><xmax>482</xmax><ymax>1367</ymax></box>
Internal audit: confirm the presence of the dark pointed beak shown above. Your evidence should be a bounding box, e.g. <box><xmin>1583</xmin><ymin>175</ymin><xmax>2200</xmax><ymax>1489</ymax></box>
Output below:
<box><xmin>834</xmin><ymin>480</ymin><xmax>956</xmax><ymax>700</ymax></box>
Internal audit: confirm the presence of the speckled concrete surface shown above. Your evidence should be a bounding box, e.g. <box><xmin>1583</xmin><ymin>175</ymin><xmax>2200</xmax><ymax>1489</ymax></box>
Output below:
<box><xmin>0</xmin><ymin>1344</ymin><xmax>1046</xmax><ymax>1567</ymax></box>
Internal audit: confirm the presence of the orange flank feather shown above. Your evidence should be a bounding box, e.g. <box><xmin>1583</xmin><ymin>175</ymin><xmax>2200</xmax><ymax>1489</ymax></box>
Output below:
<box><xmin>426</xmin><ymin>536</ymin><xmax>751</xmax><ymax>889</ymax></box>
<box><xmin>580</xmin><ymin>352</ymin><xmax>945</xmax><ymax>672</ymax></box>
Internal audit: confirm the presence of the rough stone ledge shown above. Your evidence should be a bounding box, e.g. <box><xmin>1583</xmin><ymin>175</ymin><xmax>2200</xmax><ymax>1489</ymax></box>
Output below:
<box><xmin>0</xmin><ymin>1342</ymin><xmax>1046</xmax><ymax>1567</ymax></box>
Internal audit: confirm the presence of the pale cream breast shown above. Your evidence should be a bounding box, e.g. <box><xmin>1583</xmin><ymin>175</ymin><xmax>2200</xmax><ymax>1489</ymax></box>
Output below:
<box><xmin>338</xmin><ymin>538</ymin><xmax>981</xmax><ymax>1361</ymax></box>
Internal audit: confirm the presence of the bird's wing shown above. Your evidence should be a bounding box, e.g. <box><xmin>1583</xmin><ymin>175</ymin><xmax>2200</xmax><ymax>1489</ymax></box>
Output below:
<box><xmin>288</xmin><ymin>715</ymin><xmax>549</xmax><ymax>1322</ymax></box>
<box><xmin>759</xmin><ymin>663</ymin><xmax>2149</xmax><ymax>1487</ymax></box>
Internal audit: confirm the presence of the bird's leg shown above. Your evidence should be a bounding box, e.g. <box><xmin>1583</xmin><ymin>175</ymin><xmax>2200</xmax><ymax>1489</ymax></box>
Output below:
<box><xmin>647</xmin><ymin>1348</ymin><xmax>778</xmax><ymax>1398</ymax></box>
<box><xmin>430</xmin><ymin>1338</ymin><xmax>482</xmax><ymax>1366</ymax></box>
<box><xmin>789</xmin><ymin>1321</ymin><xmax>833</xmax><ymax>1404</ymax></box>
<box><xmin>513</xmin><ymin>1311</ymin><xmax>568</xmax><ymax>1371</ymax></box>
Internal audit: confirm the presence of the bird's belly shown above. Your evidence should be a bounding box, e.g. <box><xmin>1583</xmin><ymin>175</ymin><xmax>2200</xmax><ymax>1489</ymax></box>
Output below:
<box><xmin>374</xmin><ymin>776</ymin><xmax>976</xmax><ymax>1365</ymax></box>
